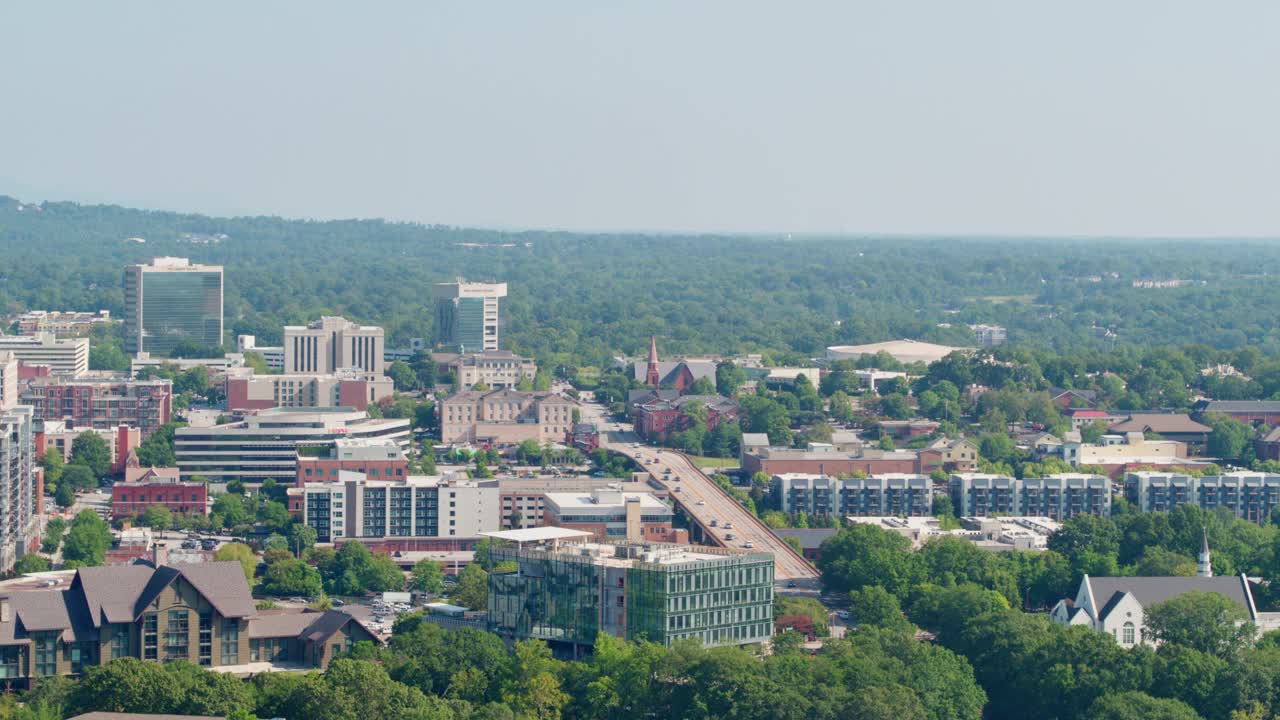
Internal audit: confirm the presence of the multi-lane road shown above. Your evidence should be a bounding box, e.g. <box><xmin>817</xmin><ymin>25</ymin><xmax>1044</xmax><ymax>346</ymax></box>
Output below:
<box><xmin>579</xmin><ymin>397</ymin><xmax>820</xmax><ymax>584</ymax></box>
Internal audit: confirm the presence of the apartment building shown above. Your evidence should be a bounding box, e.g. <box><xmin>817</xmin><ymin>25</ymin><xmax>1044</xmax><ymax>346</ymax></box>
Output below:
<box><xmin>0</xmin><ymin>561</ymin><xmax>379</xmax><ymax>688</ymax></box>
<box><xmin>433</xmin><ymin>280</ymin><xmax>507</xmax><ymax>352</ymax></box>
<box><xmin>0</xmin><ymin>401</ymin><xmax>36</xmax><ymax>574</ymax></box>
<box><xmin>282</xmin><ymin>316</ymin><xmax>385</xmax><ymax>377</ymax></box>
<box><xmin>487</xmin><ymin>531</ymin><xmax>774</xmax><ymax>650</ymax></box>
<box><xmin>1125</xmin><ymin>471</ymin><xmax>1280</xmax><ymax>524</ymax></box>
<box><xmin>13</xmin><ymin>310</ymin><xmax>111</xmax><ymax>338</ymax></box>
<box><xmin>450</xmin><ymin>350</ymin><xmax>537</xmax><ymax>390</ymax></box>
<box><xmin>771</xmin><ymin>473</ymin><xmax>933</xmax><ymax>517</ymax></box>
<box><xmin>21</xmin><ymin>377</ymin><xmax>172</xmax><ymax>437</ymax></box>
<box><xmin>949</xmin><ymin>474</ymin><xmax>1020</xmax><ymax>517</ymax></box>
<box><xmin>498</xmin><ymin>477</ymin><xmax>661</xmax><ymax>529</ymax></box>
<box><xmin>123</xmin><ymin>257</ymin><xmax>224</xmax><ymax>356</ymax></box>
<box><xmin>0</xmin><ymin>354</ymin><xmax>15</xmax><ymax>411</ymax></box>
<box><xmin>175</xmin><ymin>408</ymin><xmax>410</xmax><ymax>484</ymax></box>
<box><xmin>35</xmin><ymin>422</ymin><xmax>140</xmax><ymax>474</ymax></box>
<box><xmin>543</xmin><ymin>487</ymin><xmax>686</xmax><ymax>543</ymax></box>
<box><xmin>291</xmin><ymin>471</ymin><xmax>499</xmax><ymax>543</ymax></box>
<box><xmin>0</xmin><ymin>333</ymin><xmax>88</xmax><ymax>376</ymax></box>
<box><xmin>1019</xmin><ymin>474</ymin><xmax>1111</xmax><ymax>519</ymax></box>
<box><xmin>439</xmin><ymin>389</ymin><xmax>577</xmax><ymax>445</ymax></box>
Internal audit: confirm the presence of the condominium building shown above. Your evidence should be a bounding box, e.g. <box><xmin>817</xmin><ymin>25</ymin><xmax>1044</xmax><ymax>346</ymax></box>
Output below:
<box><xmin>21</xmin><ymin>377</ymin><xmax>172</xmax><ymax>437</ymax></box>
<box><xmin>0</xmin><ymin>401</ymin><xmax>36</xmax><ymax>574</ymax></box>
<box><xmin>0</xmin><ymin>561</ymin><xmax>380</xmax><ymax>688</ymax></box>
<box><xmin>13</xmin><ymin>310</ymin><xmax>111</xmax><ymax>338</ymax></box>
<box><xmin>225</xmin><ymin>370</ymin><xmax>393</xmax><ymax>413</ymax></box>
<box><xmin>0</xmin><ymin>354</ymin><xmax>15</xmax><ymax>410</ymax></box>
<box><xmin>175</xmin><ymin>408</ymin><xmax>410</xmax><ymax>484</ymax></box>
<box><xmin>1125</xmin><ymin>471</ymin><xmax>1280</xmax><ymax>524</ymax></box>
<box><xmin>771</xmin><ymin>473</ymin><xmax>933</xmax><ymax>517</ymax></box>
<box><xmin>282</xmin><ymin>316</ymin><xmax>385</xmax><ymax>377</ymax></box>
<box><xmin>949</xmin><ymin>474</ymin><xmax>1020</xmax><ymax>517</ymax></box>
<box><xmin>450</xmin><ymin>351</ymin><xmax>537</xmax><ymax>390</ymax></box>
<box><xmin>543</xmin><ymin>487</ymin><xmax>685</xmax><ymax>543</ymax></box>
<box><xmin>486</xmin><ymin>530</ymin><xmax>774</xmax><ymax>650</ymax></box>
<box><xmin>123</xmin><ymin>257</ymin><xmax>224</xmax><ymax>356</ymax></box>
<box><xmin>291</xmin><ymin>471</ymin><xmax>499</xmax><ymax>542</ymax></box>
<box><xmin>434</xmin><ymin>280</ymin><xmax>507</xmax><ymax>352</ymax></box>
<box><xmin>439</xmin><ymin>389</ymin><xmax>577</xmax><ymax>445</ymax></box>
<box><xmin>1019</xmin><ymin>474</ymin><xmax>1111</xmax><ymax>520</ymax></box>
<box><xmin>0</xmin><ymin>333</ymin><xmax>88</xmax><ymax>376</ymax></box>
<box><xmin>498</xmin><ymin>477</ymin><xmax>662</xmax><ymax>529</ymax></box>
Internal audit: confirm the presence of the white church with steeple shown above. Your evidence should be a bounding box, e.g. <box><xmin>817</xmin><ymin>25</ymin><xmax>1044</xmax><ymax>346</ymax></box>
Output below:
<box><xmin>1050</xmin><ymin>531</ymin><xmax>1262</xmax><ymax>647</ymax></box>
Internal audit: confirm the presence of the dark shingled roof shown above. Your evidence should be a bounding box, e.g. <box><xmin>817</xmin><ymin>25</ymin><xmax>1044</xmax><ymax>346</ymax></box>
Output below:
<box><xmin>1203</xmin><ymin>400</ymin><xmax>1280</xmax><ymax>414</ymax></box>
<box><xmin>73</xmin><ymin>565</ymin><xmax>156</xmax><ymax>627</ymax></box>
<box><xmin>1109</xmin><ymin>413</ymin><xmax>1211</xmax><ymax>434</ymax></box>
<box><xmin>1086</xmin><ymin>575</ymin><xmax>1256</xmax><ymax>621</ymax></box>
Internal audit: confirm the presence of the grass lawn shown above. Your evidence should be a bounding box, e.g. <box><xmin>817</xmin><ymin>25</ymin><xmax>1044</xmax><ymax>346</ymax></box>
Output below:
<box><xmin>688</xmin><ymin>455</ymin><xmax>738</xmax><ymax>470</ymax></box>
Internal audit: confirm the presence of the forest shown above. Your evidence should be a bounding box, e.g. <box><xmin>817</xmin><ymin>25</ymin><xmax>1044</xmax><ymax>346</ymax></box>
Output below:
<box><xmin>6</xmin><ymin>196</ymin><xmax>1280</xmax><ymax>373</ymax></box>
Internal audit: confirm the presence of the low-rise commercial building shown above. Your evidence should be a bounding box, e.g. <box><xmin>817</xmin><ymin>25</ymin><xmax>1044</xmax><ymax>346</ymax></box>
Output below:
<box><xmin>0</xmin><ymin>333</ymin><xmax>89</xmax><ymax>376</ymax></box>
<box><xmin>110</xmin><ymin>468</ymin><xmax>209</xmax><ymax>518</ymax></box>
<box><xmin>0</xmin><ymin>561</ymin><xmax>379</xmax><ymax>688</ymax></box>
<box><xmin>450</xmin><ymin>351</ymin><xmax>537</xmax><ymax>390</ymax></box>
<box><xmin>226</xmin><ymin>370</ymin><xmax>393</xmax><ymax>412</ymax></box>
<box><xmin>771</xmin><ymin>473</ymin><xmax>933</xmax><ymax>518</ymax></box>
<box><xmin>129</xmin><ymin>352</ymin><xmax>245</xmax><ymax>379</ymax></box>
<box><xmin>21</xmin><ymin>377</ymin><xmax>171</xmax><ymax>437</ymax></box>
<box><xmin>175</xmin><ymin>408</ymin><xmax>409</xmax><ymax>484</ymax></box>
<box><xmin>439</xmin><ymin>389</ymin><xmax>577</xmax><ymax>445</ymax></box>
<box><xmin>291</xmin><ymin>472</ymin><xmax>499</xmax><ymax>543</ymax></box>
<box><xmin>485</xmin><ymin>529</ymin><xmax>774</xmax><ymax>650</ymax></box>
<box><xmin>741</xmin><ymin>444</ymin><xmax>919</xmax><ymax>477</ymax></box>
<box><xmin>543</xmin><ymin>487</ymin><xmax>686</xmax><ymax>543</ymax></box>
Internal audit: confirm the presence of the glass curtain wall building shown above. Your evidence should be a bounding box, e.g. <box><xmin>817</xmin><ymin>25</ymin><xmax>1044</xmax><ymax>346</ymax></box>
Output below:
<box><xmin>123</xmin><ymin>257</ymin><xmax>224</xmax><ymax>356</ymax></box>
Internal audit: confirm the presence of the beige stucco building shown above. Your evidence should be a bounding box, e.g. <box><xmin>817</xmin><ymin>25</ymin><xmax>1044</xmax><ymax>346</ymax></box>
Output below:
<box><xmin>439</xmin><ymin>389</ymin><xmax>577</xmax><ymax>444</ymax></box>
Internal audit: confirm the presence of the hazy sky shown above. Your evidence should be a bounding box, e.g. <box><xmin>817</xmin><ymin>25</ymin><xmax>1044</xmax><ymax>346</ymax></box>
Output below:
<box><xmin>2</xmin><ymin>2</ymin><xmax>1278</xmax><ymax>236</ymax></box>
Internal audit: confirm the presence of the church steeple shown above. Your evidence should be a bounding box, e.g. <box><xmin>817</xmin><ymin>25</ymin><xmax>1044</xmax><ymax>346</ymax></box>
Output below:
<box><xmin>645</xmin><ymin>335</ymin><xmax>661</xmax><ymax>387</ymax></box>
<box><xmin>1198</xmin><ymin>529</ymin><xmax>1213</xmax><ymax>578</ymax></box>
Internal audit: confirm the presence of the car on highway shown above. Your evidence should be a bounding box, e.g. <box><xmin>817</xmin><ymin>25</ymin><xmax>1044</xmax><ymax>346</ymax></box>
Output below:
<box><xmin>743</xmin><ymin>541</ymin><xmax>754</xmax><ymax>549</ymax></box>
<box><xmin>786</xmin><ymin>581</ymin><xmax>798</xmax><ymax>589</ymax></box>
<box><xmin>723</xmin><ymin>522</ymin><xmax>733</xmax><ymax>529</ymax></box>
<box><xmin>697</xmin><ymin>500</ymin><xmax>706</xmax><ymax>505</ymax></box>
<box><xmin>725</xmin><ymin>533</ymin><xmax>734</xmax><ymax>541</ymax></box>
<box><xmin>709</xmin><ymin>519</ymin><xmax>718</xmax><ymax>527</ymax></box>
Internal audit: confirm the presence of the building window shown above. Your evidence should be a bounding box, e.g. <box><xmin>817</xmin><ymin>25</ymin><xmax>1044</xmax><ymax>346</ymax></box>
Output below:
<box><xmin>143</xmin><ymin>614</ymin><xmax>158</xmax><ymax>660</ymax></box>
<box><xmin>34</xmin><ymin>634</ymin><xmax>57</xmax><ymax>677</ymax></box>
<box><xmin>0</xmin><ymin>646</ymin><xmax>21</xmax><ymax>679</ymax></box>
<box><xmin>199</xmin><ymin>613</ymin><xmax>213</xmax><ymax>666</ymax></box>
<box><xmin>220</xmin><ymin>622</ymin><xmax>239</xmax><ymax>665</ymax></box>
<box><xmin>111</xmin><ymin>624</ymin><xmax>130</xmax><ymax>659</ymax></box>
<box><xmin>1122</xmin><ymin>622</ymin><xmax>1136</xmax><ymax>645</ymax></box>
<box><xmin>166</xmin><ymin>610</ymin><xmax>190</xmax><ymax>660</ymax></box>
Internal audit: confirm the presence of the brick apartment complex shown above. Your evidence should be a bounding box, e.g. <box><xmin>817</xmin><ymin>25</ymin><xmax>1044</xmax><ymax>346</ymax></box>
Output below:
<box><xmin>296</xmin><ymin>437</ymin><xmax>409</xmax><ymax>485</ymax></box>
<box><xmin>439</xmin><ymin>389</ymin><xmax>577</xmax><ymax>445</ymax></box>
<box><xmin>542</xmin><ymin>487</ymin><xmax>687</xmax><ymax>543</ymax></box>
<box><xmin>21</xmin><ymin>378</ymin><xmax>171</xmax><ymax>437</ymax></box>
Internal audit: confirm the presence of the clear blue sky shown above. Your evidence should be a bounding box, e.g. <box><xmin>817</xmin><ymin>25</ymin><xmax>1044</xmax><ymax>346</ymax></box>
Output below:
<box><xmin>2</xmin><ymin>2</ymin><xmax>1277</xmax><ymax>236</ymax></box>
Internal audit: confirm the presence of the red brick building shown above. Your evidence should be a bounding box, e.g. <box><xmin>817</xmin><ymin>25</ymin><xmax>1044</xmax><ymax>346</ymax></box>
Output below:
<box><xmin>293</xmin><ymin>437</ymin><xmax>409</xmax><ymax>488</ymax></box>
<box><xmin>740</xmin><ymin>447</ymin><xmax>919</xmax><ymax>477</ymax></box>
<box><xmin>634</xmin><ymin>395</ymin><xmax>739</xmax><ymax>442</ymax></box>
<box><xmin>21</xmin><ymin>377</ymin><xmax>171</xmax><ymax>437</ymax></box>
<box><xmin>111</xmin><ymin>468</ymin><xmax>208</xmax><ymax>518</ymax></box>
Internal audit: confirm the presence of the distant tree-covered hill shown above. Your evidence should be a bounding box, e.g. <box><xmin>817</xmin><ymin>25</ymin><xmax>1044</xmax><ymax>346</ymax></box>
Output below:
<box><xmin>3</xmin><ymin>194</ymin><xmax>1279</xmax><ymax>367</ymax></box>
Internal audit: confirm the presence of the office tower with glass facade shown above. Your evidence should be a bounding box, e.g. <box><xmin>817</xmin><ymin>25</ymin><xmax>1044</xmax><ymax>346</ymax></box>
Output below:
<box><xmin>487</xmin><ymin>531</ymin><xmax>774</xmax><ymax>650</ymax></box>
<box><xmin>123</xmin><ymin>257</ymin><xmax>224</xmax><ymax>356</ymax></box>
<box><xmin>433</xmin><ymin>280</ymin><xmax>507</xmax><ymax>352</ymax></box>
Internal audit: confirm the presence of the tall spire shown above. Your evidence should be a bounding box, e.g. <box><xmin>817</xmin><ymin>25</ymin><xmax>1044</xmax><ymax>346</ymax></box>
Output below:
<box><xmin>645</xmin><ymin>336</ymin><xmax>661</xmax><ymax>387</ymax></box>
<box><xmin>1198</xmin><ymin>528</ymin><xmax>1212</xmax><ymax>578</ymax></box>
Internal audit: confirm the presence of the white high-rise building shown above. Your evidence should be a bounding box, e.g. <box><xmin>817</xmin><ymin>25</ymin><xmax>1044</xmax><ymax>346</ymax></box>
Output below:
<box><xmin>0</xmin><ymin>352</ymin><xmax>36</xmax><ymax>573</ymax></box>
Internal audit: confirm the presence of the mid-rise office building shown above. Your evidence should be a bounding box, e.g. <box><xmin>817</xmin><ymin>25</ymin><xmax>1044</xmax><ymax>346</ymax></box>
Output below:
<box><xmin>434</xmin><ymin>280</ymin><xmax>507</xmax><ymax>352</ymax></box>
<box><xmin>225</xmin><ymin>370</ymin><xmax>393</xmax><ymax>413</ymax></box>
<box><xmin>486</xmin><ymin>530</ymin><xmax>774</xmax><ymax>650</ymax></box>
<box><xmin>450</xmin><ymin>350</ymin><xmax>537</xmax><ymax>390</ymax></box>
<box><xmin>771</xmin><ymin>473</ymin><xmax>933</xmax><ymax>517</ymax></box>
<box><xmin>236</xmin><ymin>335</ymin><xmax>284</xmax><ymax>371</ymax></box>
<box><xmin>123</xmin><ymin>257</ymin><xmax>224</xmax><ymax>356</ymax></box>
<box><xmin>543</xmin><ymin>487</ymin><xmax>685</xmax><ymax>543</ymax></box>
<box><xmin>175</xmin><ymin>408</ymin><xmax>410</xmax><ymax>484</ymax></box>
<box><xmin>21</xmin><ymin>377</ymin><xmax>172</xmax><ymax>437</ymax></box>
<box><xmin>291</xmin><ymin>471</ymin><xmax>499</xmax><ymax>542</ymax></box>
<box><xmin>282</xmin><ymin>316</ymin><xmax>385</xmax><ymax>377</ymax></box>
<box><xmin>0</xmin><ymin>333</ymin><xmax>88</xmax><ymax>376</ymax></box>
<box><xmin>949</xmin><ymin>474</ymin><xmax>1020</xmax><ymax>517</ymax></box>
<box><xmin>439</xmin><ymin>388</ymin><xmax>576</xmax><ymax>445</ymax></box>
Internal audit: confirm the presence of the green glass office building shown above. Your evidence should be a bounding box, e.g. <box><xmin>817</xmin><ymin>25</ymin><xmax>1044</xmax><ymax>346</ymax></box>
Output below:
<box><xmin>123</xmin><ymin>258</ymin><xmax>224</xmax><ymax>356</ymax></box>
<box><xmin>488</xmin><ymin>541</ymin><xmax>774</xmax><ymax>649</ymax></box>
